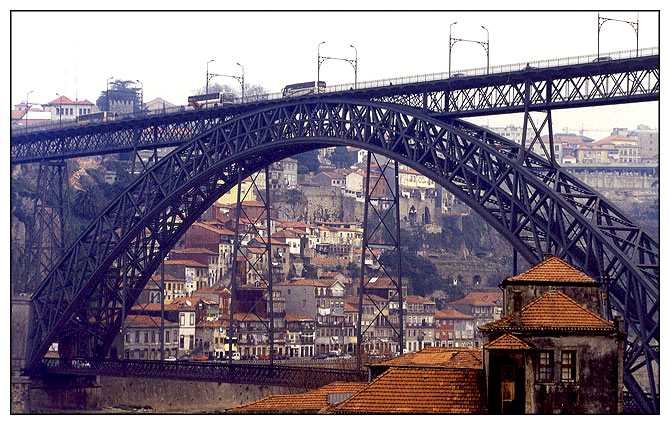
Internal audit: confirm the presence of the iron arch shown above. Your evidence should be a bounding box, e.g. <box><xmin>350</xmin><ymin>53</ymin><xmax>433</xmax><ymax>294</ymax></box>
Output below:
<box><xmin>27</xmin><ymin>99</ymin><xmax>658</xmax><ymax>410</ymax></box>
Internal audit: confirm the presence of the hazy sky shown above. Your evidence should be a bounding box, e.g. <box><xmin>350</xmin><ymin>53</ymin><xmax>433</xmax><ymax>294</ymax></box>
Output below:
<box><xmin>11</xmin><ymin>10</ymin><xmax>659</xmax><ymax>131</ymax></box>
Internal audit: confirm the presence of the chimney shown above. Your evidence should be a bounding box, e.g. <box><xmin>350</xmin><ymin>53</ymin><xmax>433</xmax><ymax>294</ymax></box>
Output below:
<box><xmin>512</xmin><ymin>290</ymin><xmax>522</xmax><ymax>326</ymax></box>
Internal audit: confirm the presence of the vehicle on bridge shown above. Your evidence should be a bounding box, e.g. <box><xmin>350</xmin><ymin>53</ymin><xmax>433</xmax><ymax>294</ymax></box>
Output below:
<box><xmin>187</xmin><ymin>92</ymin><xmax>237</xmax><ymax>109</ymax></box>
<box><xmin>77</xmin><ymin>111</ymin><xmax>117</xmax><ymax>123</ymax></box>
<box><xmin>282</xmin><ymin>81</ymin><xmax>326</xmax><ymax>97</ymax></box>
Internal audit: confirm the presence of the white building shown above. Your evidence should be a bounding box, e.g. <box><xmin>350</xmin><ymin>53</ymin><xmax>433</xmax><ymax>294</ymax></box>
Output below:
<box><xmin>42</xmin><ymin>95</ymin><xmax>97</xmax><ymax>121</ymax></box>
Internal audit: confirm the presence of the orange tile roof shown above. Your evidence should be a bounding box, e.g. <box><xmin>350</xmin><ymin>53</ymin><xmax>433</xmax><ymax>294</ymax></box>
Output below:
<box><xmin>333</xmin><ymin>367</ymin><xmax>486</xmax><ymax>414</ymax></box>
<box><xmin>164</xmin><ymin>258</ymin><xmax>208</xmax><ymax>268</ymax></box>
<box><xmin>504</xmin><ymin>255</ymin><xmax>596</xmax><ymax>285</ymax></box>
<box><xmin>285</xmin><ymin>313</ymin><xmax>314</xmax><ymax>322</ymax></box>
<box><xmin>480</xmin><ymin>291</ymin><xmax>615</xmax><ymax>333</ymax></box>
<box><xmin>125</xmin><ymin>315</ymin><xmax>178</xmax><ymax>327</ymax></box>
<box><xmin>234</xmin><ymin>381</ymin><xmax>367</xmax><ymax>413</ymax></box>
<box><xmin>404</xmin><ymin>295</ymin><xmax>435</xmax><ymax>305</ymax></box>
<box><xmin>484</xmin><ymin>333</ymin><xmax>533</xmax><ymax>350</ymax></box>
<box><xmin>372</xmin><ymin>347</ymin><xmax>482</xmax><ymax>369</ymax></box>
<box><xmin>276</xmin><ymin>278</ymin><xmax>333</xmax><ymax>288</ymax></box>
<box><xmin>450</xmin><ymin>291</ymin><xmax>501</xmax><ymax>307</ymax></box>
<box><xmin>435</xmin><ymin>308</ymin><xmax>473</xmax><ymax>320</ymax></box>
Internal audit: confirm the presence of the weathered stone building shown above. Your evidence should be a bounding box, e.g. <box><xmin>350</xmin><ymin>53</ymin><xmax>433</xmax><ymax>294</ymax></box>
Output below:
<box><xmin>480</xmin><ymin>256</ymin><xmax>624</xmax><ymax>414</ymax></box>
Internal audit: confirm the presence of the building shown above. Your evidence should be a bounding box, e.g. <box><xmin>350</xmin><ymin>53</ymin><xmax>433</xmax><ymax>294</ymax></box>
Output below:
<box><xmin>163</xmin><ymin>258</ymin><xmax>209</xmax><ymax>295</ymax></box>
<box><xmin>143</xmin><ymin>97</ymin><xmax>176</xmax><ymax>112</ymax></box>
<box><xmin>120</xmin><ymin>315</ymin><xmax>180</xmax><ymax>360</ymax></box>
<box><xmin>434</xmin><ymin>307</ymin><xmax>475</xmax><ymax>348</ymax></box>
<box><xmin>480</xmin><ymin>256</ymin><xmax>625</xmax><ymax>414</ymax></box>
<box><xmin>268</xmin><ymin>158</ymin><xmax>298</xmax><ymax>189</ymax></box>
<box><xmin>11</xmin><ymin>103</ymin><xmax>52</xmax><ymax>127</ymax></box>
<box><xmin>42</xmin><ymin>95</ymin><xmax>97</xmax><ymax>121</ymax></box>
<box><xmin>403</xmin><ymin>295</ymin><xmax>436</xmax><ymax>352</ymax></box>
<box><xmin>181</xmin><ymin>221</ymin><xmax>236</xmax><ymax>285</ymax></box>
<box><xmin>285</xmin><ymin>313</ymin><xmax>315</xmax><ymax>358</ymax></box>
<box><xmin>449</xmin><ymin>290</ymin><xmax>502</xmax><ymax>347</ymax></box>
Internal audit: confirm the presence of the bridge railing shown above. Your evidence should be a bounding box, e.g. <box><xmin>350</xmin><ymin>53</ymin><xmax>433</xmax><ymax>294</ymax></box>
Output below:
<box><xmin>11</xmin><ymin>47</ymin><xmax>658</xmax><ymax>136</ymax></box>
<box><xmin>37</xmin><ymin>358</ymin><xmax>367</xmax><ymax>388</ymax></box>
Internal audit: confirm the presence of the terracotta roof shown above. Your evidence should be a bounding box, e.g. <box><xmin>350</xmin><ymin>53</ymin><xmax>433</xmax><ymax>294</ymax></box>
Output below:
<box><xmin>373</xmin><ymin>347</ymin><xmax>482</xmax><ymax>369</ymax></box>
<box><xmin>45</xmin><ymin>95</ymin><xmax>94</xmax><ymax>105</ymax></box>
<box><xmin>484</xmin><ymin>333</ymin><xmax>533</xmax><ymax>350</ymax></box>
<box><xmin>435</xmin><ymin>308</ymin><xmax>473</xmax><ymax>320</ymax></box>
<box><xmin>11</xmin><ymin>109</ymin><xmax>26</xmax><ymax>120</ymax></box>
<box><xmin>164</xmin><ymin>258</ymin><xmax>208</xmax><ymax>268</ymax></box>
<box><xmin>148</xmin><ymin>273</ymin><xmax>183</xmax><ymax>282</ymax></box>
<box><xmin>276</xmin><ymin>278</ymin><xmax>332</xmax><ymax>288</ymax></box>
<box><xmin>504</xmin><ymin>255</ymin><xmax>596</xmax><ymax>285</ymax></box>
<box><xmin>285</xmin><ymin>313</ymin><xmax>314</xmax><ymax>322</ymax></box>
<box><xmin>404</xmin><ymin>295</ymin><xmax>435</xmax><ymax>305</ymax></box>
<box><xmin>480</xmin><ymin>291</ymin><xmax>616</xmax><ymax>333</ymax></box>
<box><xmin>233</xmin><ymin>312</ymin><xmax>267</xmax><ymax>322</ymax></box>
<box><xmin>171</xmin><ymin>247</ymin><xmax>218</xmax><ymax>255</ymax></box>
<box><xmin>235</xmin><ymin>381</ymin><xmax>367</xmax><ymax>413</ymax></box>
<box><xmin>450</xmin><ymin>291</ymin><xmax>501</xmax><ymax>307</ymax></box>
<box><xmin>192</xmin><ymin>221</ymin><xmax>235</xmax><ymax>236</ymax></box>
<box><xmin>333</xmin><ymin>367</ymin><xmax>486</xmax><ymax>414</ymax></box>
<box><xmin>125</xmin><ymin>315</ymin><xmax>177</xmax><ymax>327</ymax></box>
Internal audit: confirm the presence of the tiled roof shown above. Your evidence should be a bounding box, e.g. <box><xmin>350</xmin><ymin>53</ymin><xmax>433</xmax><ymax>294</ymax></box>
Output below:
<box><xmin>164</xmin><ymin>258</ymin><xmax>208</xmax><ymax>268</ymax></box>
<box><xmin>148</xmin><ymin>273</ymin><xmax>183</xmax><ymax>282</ymax></box>
<box><xmin>484</xmin><ymin>333</ymin><xmax>533</xmax><ymax>350</ymax></box>
<box><xmin>171</xmin><ymin>247</ymin><xmax>218</xmax><ymax>255</ymax></box>
<box><xmin>333</xmin><ymin>367</ymin><xmax>486</xmax><ymax>414</ymax></box>
<box><xmin>404</xmin><ymin>295</ymin><xmax>435</xmax><ymax>305</ymax></box>
<box><xmin>234</xmin><ymin>381</ymin><xmax>367</xmax><ymax>413</ymax></box>
<box><xmin>504</xmin><ymin>255</ymin><xmax>596</xmax><ymax>285</ymax></box>
<box><xmin>480</xmin><ymin>291</ymin><xmax>615</xmax><ymax>333</ymax></box>
<box><xmin>192</xmin><ymin>221</ymin><xmax>235</xmax><ymax>236</ymax></box>
<box><xmin>45</xmin><ymin>95</ymin><xmax>94</xmax><ymax>105</ymax></box>
<box><xmin>435</xmin><ymin>307</ymin><xmax>473</xmax><ymax>320</ymax></box>
<box><xmin>285</xmin><ymin>313</ymin><xmax>314</xmax><ymax>322</ymax></box>
<box><xmin>125</xmin><ymin>315</ymin><xmax>177</xmax><ymax>327</ymax></box>
<box><xmin>276</xmin><ymin>278</ymin><xmax>332</xmax><ymax>288</ymax></box>
<box><xmin>372</xmin><ymin>347</ymin><xmax>482</xmax><ymax>369</ymax></box>
<box><xmin>450</xmin><ymin>291</ymin><xmax>501</xmax><ymax>307</ymax></box>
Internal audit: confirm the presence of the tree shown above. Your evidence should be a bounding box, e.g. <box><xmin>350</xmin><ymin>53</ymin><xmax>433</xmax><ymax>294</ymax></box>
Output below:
<box><xmin>329</xmin><ymin>146</ymin><xmax>355</xmax><ymax>168</ymax></box>
<box><xmin>295</xmin><ymin>150</ymin><xmax>320</xmax><ymax>174</ymax></box>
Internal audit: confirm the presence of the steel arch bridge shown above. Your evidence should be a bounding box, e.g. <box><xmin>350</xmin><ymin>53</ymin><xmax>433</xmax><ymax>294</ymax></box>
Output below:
<box><xmin>22</xmin><ymin>99</ymin><xmax>659</xmax><ymax>411</ymax></box>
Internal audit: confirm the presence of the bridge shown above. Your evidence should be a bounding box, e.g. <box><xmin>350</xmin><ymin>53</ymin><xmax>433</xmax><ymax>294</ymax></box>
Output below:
<box><xmin>11</xmin><ymin>47</ymin><xmax>659</xmax><ymax>413</ymax></box>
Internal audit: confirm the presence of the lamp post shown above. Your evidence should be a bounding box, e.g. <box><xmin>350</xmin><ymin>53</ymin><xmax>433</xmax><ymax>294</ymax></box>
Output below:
<box><xmin>106</xmin><ymin>76</ymin><xmax>114</xmax><ymax>112</ymax></box>
<box><xmin>206</xmin><ymin>59</ymin><xmax>215</xmax><ymax>94</ymax></box>
<box><xmin>449</xmin><ymin>23</ymin><xmax>490</xmax><ymax>76</ymax></box>
<box><xmin>56</xmin><ymin>92</ymin><xmax>63</xmax><ymax>127</ymax></box>
<box><xmin>236</xmin><ymin>62</ymin><xmax>245</xmax><ymax>102</ymax></box>
<box><xmin>316</xmin><ymin>41</ymin><xmax>326</xmax><ymax>93</ymax></box>
<box><xmin>25</xmin><ymin>90</ymin><xmax>33</xmax><ymax>128</ymax></box>
<box><xmin>481</xmin><ymin>25</ymin><xmax>490</xmax><ymax>74</ymax></box>
<box><xmin>448</xmin><ymin>21</ymin><xmax>458</xmax><ymax>77</ymax></box>
<box><xmin>318</xmin><ymin>42</ymin><xmax>359</xmax><ymax>91</ymax></box>
<box><xmin>135</xmin><ymin>79</ymin><xmax>144</xmax><ymax>112</ymax></box>
<box><xmin>597</xmin><ymin>12</ymin><xmax>639</xmax><ymax>58</ymax></box>
<box><xmin>350</xmin><ymin>44</ymin><xmax>358</xmax><ymax>89</ymax></box>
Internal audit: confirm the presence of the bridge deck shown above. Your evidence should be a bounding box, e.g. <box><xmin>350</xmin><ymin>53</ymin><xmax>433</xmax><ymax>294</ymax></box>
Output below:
<box><xmin>35</xmin><ymin>358</ymin><xmax>367</xmax><ymax>389</ymax></box>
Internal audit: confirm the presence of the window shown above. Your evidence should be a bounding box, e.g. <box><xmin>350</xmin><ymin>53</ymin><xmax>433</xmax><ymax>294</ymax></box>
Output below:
<box><xmin>180</xmin><ymin>313</ymin><xmax>185</xmax><ymax>326</ymax></box>
<box><xmin>125</xmin><ymin>333</ymin><xmax>130</xmax><ymax>343</ymax></box>
<box><xmin>561</xmin><ymin>351</ymin><xmax>577</xmax><ymax>382</ymax></box>
<box><xmin>538</xmin><ymin>351</ymin><xmax>554</xmax><ymax>382</ymax></box>
<box><xmin>189</xmin><ymin>313</ymin><xmax>194</xmax><ymax>326</ymax></box>
<box><xmin>135</xmin><ymin>331</ymin><xmax>140</xmax><ymax>343</ymax></box>
<box><xmin>165</xmin><ymin>331</ymin><xmax>170</xmax><ymax>343</ymax></box>
<box><xmin>144</xmin><ymin>332</ymin><xmax>149</xmax><ymax>343</ymax></box>
<box><xmin>179</xmin><ymin>335</ymin><xmax>184</xmax><ymax>348</ymax></box>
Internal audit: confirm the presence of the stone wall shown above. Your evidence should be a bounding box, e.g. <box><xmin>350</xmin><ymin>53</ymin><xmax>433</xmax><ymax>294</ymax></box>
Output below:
<box><xmin>97</xmin><ymin>376</ymin><xmax>301</xmax><ymax>412</ymax></box>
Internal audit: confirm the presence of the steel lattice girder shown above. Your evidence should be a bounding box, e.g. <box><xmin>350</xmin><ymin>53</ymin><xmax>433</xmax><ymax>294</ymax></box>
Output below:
<box><xmin>26</xmin><ymin>99</ymin><xmax>659</xmax><ymax>412</ymax></box>
<box><xmin>371</xmin><ymin>65</ymin><xmax>659</xmax><ymax>118</ymax></box>
<box><xmin>10</xmin><ymin>55</ymin><xmax>658</xmax><ymax>164</ymax></box>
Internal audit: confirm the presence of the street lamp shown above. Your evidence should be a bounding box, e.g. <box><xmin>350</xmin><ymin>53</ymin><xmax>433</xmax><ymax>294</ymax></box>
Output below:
<box><xmin>449</xmin><ymin>22</ymin><xmax>490</xmax><ymax>76</ymax></box>
<box><xmin>106</xmin><ymin>76</ymin><xmax>114</xmax><ymax>112</ymax></box>
<box><xmin>56</xmin><ymin>92</ymin><xmax>63</xmax><ymax>127</ymax></box>
<box><xmin>481</xmin><ymin>25</ymin><xmax>490</xmax><ymax>74</ymax></box>
<box><xmin>318</xmin><ymin>42</ymin><xmax>359</xmax><ymax>91</ymax></box>
<box><xmin>597</xmin><ymin>12</ymin><xmax>639</xmax><ymax>58</ymax></box>
<box><xmin>205</xmin><ymin>59</ymin><xmax>215</xmax><ymax>94</ymax></box>
<box><xmin>448</xmin><ymin>21</ymin><xmax>458</xmax><ymax>77</ymax></box>
<box><xmin>236</xmin><ymin>62</ymin><xmax>245</xmax><ymax>102</ymax></box>
<box><xmin>25</xmin><ymin>90</ymin><xmax>33</xmax><ymax>129</ymax></box>
<box><xmin>316</xmin><ymin>41</ymin><xmax>326</xmax><ymax>93</ymax></box>
<box><xmin>349</xmin><ymin>44</ymin><xmax>358</xmax><ymax>89</ymax></box>
<box><xmin>135</xmin><ymin>79</ymin><xmax>144</xmax><ymax>112</ymax></box>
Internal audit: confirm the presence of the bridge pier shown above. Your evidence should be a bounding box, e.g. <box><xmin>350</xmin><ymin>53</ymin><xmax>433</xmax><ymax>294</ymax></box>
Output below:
<box><xmin>11</xmin><ymin>294</ymin><xmax>102</xmax><ymax>412</ymax></box>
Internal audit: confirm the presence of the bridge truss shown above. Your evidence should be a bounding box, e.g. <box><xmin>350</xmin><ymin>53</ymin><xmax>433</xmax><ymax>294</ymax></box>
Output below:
<box><xmin>15</xmin><ymin>99</ymin><xmax>659</xmax><ymax>412</ymax></box>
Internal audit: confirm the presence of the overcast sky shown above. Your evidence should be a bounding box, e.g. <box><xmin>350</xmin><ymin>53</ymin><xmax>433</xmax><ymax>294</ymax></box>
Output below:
<box><xmin>11</xmin><ymin>10</ymin><xmax>659</xmax><ymax>133</ymax></box>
